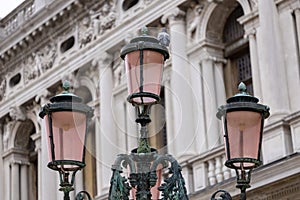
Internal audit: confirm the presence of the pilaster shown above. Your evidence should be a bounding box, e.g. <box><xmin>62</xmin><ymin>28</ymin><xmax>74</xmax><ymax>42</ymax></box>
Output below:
<box><xmin>245</xmin><ymin>29</ymin><xmax>262</xmax><ymax>99</ymax></box>
<box><xmin>257</xmin><ymin>0</ymin><xmax>290</xmax><ymax>122</ymax></box>
<box><xmin>294</xmin><ymin>8</ymin><xmax>300</xmax><ymax>54</ymax></box>
<box><xmin>162</xmin><ymin>7</ymin><xmax>198</xmax><ymax>160</ymax></box>
<box><xmin>11</xmin><ymin>162</ymin><xmax>20</xmax><ymax>200</ymax></box>
<box><xmin>97</xmin><ymin>52</ymin><xmax>117</xmax><ymax>195</ymax></box>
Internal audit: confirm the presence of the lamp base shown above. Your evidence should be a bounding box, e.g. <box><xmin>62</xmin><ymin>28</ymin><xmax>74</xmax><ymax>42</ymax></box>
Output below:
<box><xmin>108</xmin><ymin>150</ymin><xmax>188</xmax><ymax>200</ymax></box>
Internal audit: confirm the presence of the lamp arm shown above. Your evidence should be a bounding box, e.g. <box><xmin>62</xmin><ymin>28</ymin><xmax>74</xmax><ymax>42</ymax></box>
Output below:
<box><xmin>109</xmin><ymin>154</ymin><xmax>136</xmax><ymax>200</ymax></box>
<box><xmin>75</xmin><ymin>191</ymin><xmax>93</xmax><ymax>200</ymax></box>
<box><xmin>211</xmin><ymin>190</ymin><xmax>233</xmax><ymax>200</ymax></box>
<box><xmin>154</xmin><ymin>154</ymin><xmax>188</xmax><ymax>200</ymax></box>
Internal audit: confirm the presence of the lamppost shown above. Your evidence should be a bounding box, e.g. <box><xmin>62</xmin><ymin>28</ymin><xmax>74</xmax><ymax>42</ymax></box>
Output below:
<box><xmin>212</xmin><ymin>82</ymin><xmax>270</xmax><ymax>200</ymax></box>
<box><xmin>39</xmin><ymin>81</ymin><xmax>94</xmax><ymax>200</ymax></box>
<box><xmin>39</xmin><ymin>27</ymin><xmax>270</xmax><ymax>200</ymax></box>
<box><xmin>108</xmin><ymin>27</ymin><xmax>189</xmax><ymax>199</ymax></box>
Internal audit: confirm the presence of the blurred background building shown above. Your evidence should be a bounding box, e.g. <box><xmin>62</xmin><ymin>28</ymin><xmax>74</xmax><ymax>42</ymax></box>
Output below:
<box><xmin>0</xmin><ymin>0</ymin><xmax>299</xmax><ymax>199</ymax></box>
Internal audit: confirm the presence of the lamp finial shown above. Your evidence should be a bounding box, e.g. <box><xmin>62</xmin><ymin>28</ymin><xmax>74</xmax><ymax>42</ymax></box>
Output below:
<box><xmin>141</xmin><ymin>26</ymin><xmax>148</xmax><ymax>35</ymax></box>
<box><xmin>238</xmin><ymin>82</ymin><xmax>247</xmax><ymax>94</ymax></box>
<box><xmin>62</xmin><ymin>80</ymin><xmax>70</xmax><ymax>93</ymax></box>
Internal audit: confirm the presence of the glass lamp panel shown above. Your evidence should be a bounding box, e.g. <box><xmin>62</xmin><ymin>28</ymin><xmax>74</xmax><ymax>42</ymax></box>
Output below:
<box><xmin>226</xmin><ymin>111</ymin><xmax>262</xmax><ymax>168</ymax></box>
<box><xmin>125</xmin><ymin>50</ymin><xmax>164</xmax><ymax>104</ymax></box>
<box><xmin>45</xmin><ymin>111</ymin><xmax>87</xmax><ymax>169</ymax></box>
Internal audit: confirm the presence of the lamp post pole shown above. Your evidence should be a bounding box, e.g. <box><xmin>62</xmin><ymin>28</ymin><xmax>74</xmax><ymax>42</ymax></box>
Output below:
<box><xmin>108</xmin><ymin>27</ymin><xmax>188</xmax><ymax>200</ymax></box>
<box><xmin>39</xmin><ymin>27</ymin><xmax>270</xmax><ymax>200</ymax></box>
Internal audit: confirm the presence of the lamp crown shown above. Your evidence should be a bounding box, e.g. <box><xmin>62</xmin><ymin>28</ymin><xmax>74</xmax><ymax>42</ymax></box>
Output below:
<box><xmin>238</xmin><ymin>82</ymin><xmax>247</xmax><ymax>94</ymax></box>
<box><xmin>141</xmin><ymin>26</ymin><xmax>148</xmax><ymax>35</ymax></box>
<box><xmin>62</xmin><ymin>80</ymin><xmax>70</xmax><ymax>93</ymax></box>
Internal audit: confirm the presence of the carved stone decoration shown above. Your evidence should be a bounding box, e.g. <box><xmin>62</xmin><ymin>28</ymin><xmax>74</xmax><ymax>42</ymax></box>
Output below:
<box><xmin>79</xmin><ymin>16</ymin><xmax>94</xmax><ymax>48</ymax></box>
<box><xmin>113</xmin><ymin>58</ymin><xmax>125</xmax><ymax>87</ymax></box>
<box><xmin>42</xmin><ymin>43</ymin><xmax>57</xmax><ymax>70</ymax></box>
<box><xmin>9</xmin><ymin>106</ymin><xmax>26</xmax><ymax>121</ymax></box>
<box><xmin>24</xmin><ymin>54</ymin><xmax>38</xmax><ymax>82</ymax></box>
<box><xmin>249</xmin><ymin>0</ymin><xmax>258</xmax><ymax>9</ymax></box>
<box><xmin>3</xmin><ymin>117</ymin><xmax>14</xmax><ymax>150</ymax></box>
<box><xmin>187</xmin><ymin>4</ymin><xmax>204</xmax><ymax>43</ymax></box>
<box><xmin>89</xmin><ymin>1</ymin><xmax>116</xmax><ymax>37</ymax></box>
<box><xmin>23</xmin><ymin>43</ymin><xmax>57</xmax><ymax>83</ymax></box>
<box><xmin>0</xmin><ymin>78</ymin><xmax>6</xmax><ymax>101</ymax></box>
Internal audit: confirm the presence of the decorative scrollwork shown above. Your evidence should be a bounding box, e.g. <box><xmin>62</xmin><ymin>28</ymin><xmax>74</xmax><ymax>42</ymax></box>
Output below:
<box><xmin>109</xmin><ymin>169</ymin><xmax>131</xmax><ymax>200</ymax></box>
<box><xmin>108</xmin><ymin>152</ymin><xmax>189</xmax><ymax>200</ymax></box>
<box><xmin>158</xmin><ymin>159</ymin><xmax>188</xmax><ymax>200</ymax></box>
<box><xmin>75</xmin><ymin>190</ymin><xmax>93</xmax><ymax>200</ymax></box>
<box><xmin>211</xmin><ymin>190</ymin><xmax>232</xmax><ymax>200</ymax></box>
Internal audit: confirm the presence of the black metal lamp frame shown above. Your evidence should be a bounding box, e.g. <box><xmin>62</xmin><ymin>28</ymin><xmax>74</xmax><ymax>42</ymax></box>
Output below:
<box><xmin>39</xmin><ymin>81</ymin><xmax>94</xmax><ymax>200</ymax></box>
<box><xmin>108</xmin><ymin>27</ymin><xmax>188</xmax><ymax>200</ymax></box>
<box><xmin>212</xmin><ymin>83</ymin><xmax>270</xmax><ymax>200</ymax></box>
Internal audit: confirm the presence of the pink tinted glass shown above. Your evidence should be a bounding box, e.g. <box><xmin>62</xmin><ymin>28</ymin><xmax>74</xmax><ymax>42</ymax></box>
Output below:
<box><xmin>225</xmin><ymin>111</ymin><xmax>262</xmax><ymax>168</ymax></box>
<box><xmin>45</xmin><ymin>111</ymin><xmax>87</xmax><ymax>169</ymax></box>
<box><xmin>125</xmin><ymin>50</ymin><xmax>164</xmax><ymax>104</ymax></box>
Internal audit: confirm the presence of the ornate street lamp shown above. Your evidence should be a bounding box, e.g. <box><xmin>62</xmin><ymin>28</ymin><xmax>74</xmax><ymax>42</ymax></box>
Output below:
<box><xmin>212</xmin><ymin>82</ymin><xmax>270</xmax><ymax>200</ymax></box>
<box><xmin>108</xmin><ymin>27</ymin><xmax>189</xmax><ymax>200</ymax></box>
<box><xmin>39</xmin><ymin>81</ymin><xmax>94</xmax><ymax>200</ymax></box>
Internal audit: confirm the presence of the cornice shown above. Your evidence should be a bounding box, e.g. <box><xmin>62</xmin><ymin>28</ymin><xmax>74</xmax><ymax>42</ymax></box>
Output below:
<box><xmin>0</xmin><ymin>0</ymin><xmax>79</xmax><ymax>58</ymax></box>
<box><xmin>0</xmin><ymin>0</ymin><xmax>188</xmax><ymax>119</ymax></box>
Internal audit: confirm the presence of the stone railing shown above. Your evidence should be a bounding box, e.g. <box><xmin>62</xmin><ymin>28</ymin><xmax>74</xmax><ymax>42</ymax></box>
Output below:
<box><xmin>0</xmin><ymin>0</ymin><xmax>35</xmax><ymax>37</ymax></box>
<box><xmin>181</xmin><ymin>146</ymin><xmax>236</xmax><ymax>194</ymax></box>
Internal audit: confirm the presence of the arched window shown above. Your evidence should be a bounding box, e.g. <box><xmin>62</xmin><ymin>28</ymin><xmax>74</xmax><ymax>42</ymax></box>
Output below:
<box><xmin>13</xmin><ymin>119</ymin><xmax>38</xmax><ymax>200</ymax></box>
<box><xmin>223</xmin><ymin>5</ymin><xmax>253</xmax><ymax>96</ymax></box>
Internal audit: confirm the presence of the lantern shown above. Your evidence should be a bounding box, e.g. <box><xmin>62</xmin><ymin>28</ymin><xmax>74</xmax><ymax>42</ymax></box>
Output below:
<box><xmin>39</xmin><ymin>81</ymin><xmax>93</xmax><ymax>172</ymax></box>
<box><xmin>120</xmin><ymin>27</ymin><xmax>169</xmax><ymax>105</ymax></box>
<box><xmin>217</xmin><ymin>82</ymin><xmax>270</xmax><ymax>170</ymax></box>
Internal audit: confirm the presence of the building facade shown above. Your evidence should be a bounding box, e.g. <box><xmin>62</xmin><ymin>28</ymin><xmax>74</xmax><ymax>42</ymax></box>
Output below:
<box><xmin>0</xmin><ymin>0</ymin><xmax>300</xmax><ymax>199</ymax></box>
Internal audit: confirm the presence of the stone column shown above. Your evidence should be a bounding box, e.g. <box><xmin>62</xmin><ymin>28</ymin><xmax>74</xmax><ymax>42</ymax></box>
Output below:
<box><xmin>212</xmin><ymin>57</ymin><xmax>226</xmax><ymax>108</ymax></box>
<box><xmin>11</xmin><ymin>162</ymin><xmax>20</xmax><ymax>200</ymax></box>
<box><xmin>161</xmin><ymin>7</ymin><xmax>197</xmax><ymax>159</ymax></box>
<box><xmin>162</xmin><ymin>71</ymin><xmax>175</xmax><ymax>154</ymax></box>
<box><xmin>257</xmin><ymin>1</ymin><xmax>290</xmax><ymax>121</ymax></box>
<box><xmin>98</xmin><ymin>53</ymin><xmax>118</xmax><ymax>194</ymax></box>
<box><xmin>93</xmin><ymin>102</ymin><xmax>103</xmax><ymax>197</ymax></box>
<box><xmin>201</xmin><ymin>58</ymin><xmax>220</xmax><ymax>149</ymax></box>
<box><xmin>31</xmin><ymin>132</ymin><xmax>41</xmax><ymax>200</ymax></box>
<box><xmin>4</xmin><ymin>160</ymin><xmax>10</xmax><ymax>200</ymax></box>
<box><xmin>126</xmin><ymin>101</ymin><xmax>138</xmax><ymax>152</ymax></box>
<box><xmin>21</xmin><ymin>163</ymin><xmax>29</xmax><ymax>200</ymax></box>
<box><xmin>38</xmin><ymin>91</ymin><xmax>57</xmax><ymax>200</ymax></box>
<box><xmin>294</xmin><ymin>8</ymin><xmax>300</xmax><ymax>52</ymax></box>
<box><xmin>246</xmin><ymin>29</ymin><xmax>262</xmax><ymax>99</ymax></box>
<box><xmin>0</xmin><ymin>124</ymin><xmax>4</xmax><ymax>198</ymax></box>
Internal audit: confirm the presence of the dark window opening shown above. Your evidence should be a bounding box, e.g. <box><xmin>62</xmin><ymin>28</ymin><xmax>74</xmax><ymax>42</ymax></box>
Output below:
<box><xmin>9</xmin><ymin>73</ymin><xmax>21</xmax><ymax>87</ymax></box>
<box><xmin>223</xmin><ymin>6</ymin><xmax>244</xmax><ymax>44</ymax></box>
<box><xmin>122</xmin><ymin>0</ymin><xmax>139</xmax><ymax>11</ymax></box>
<box><xmin>60</xmin><ymin>36</ymin><xmax>75</xmax><ymax>53</ymax></box>
<box><xmin>223</xmin><ymin>5</ymin><xmax>253</xmax><ymax>96</ymax></box>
